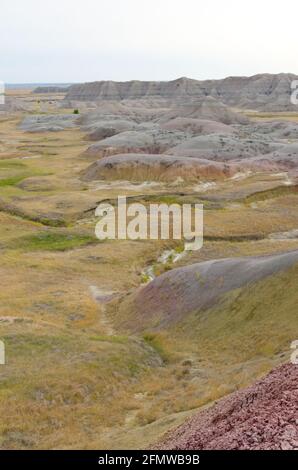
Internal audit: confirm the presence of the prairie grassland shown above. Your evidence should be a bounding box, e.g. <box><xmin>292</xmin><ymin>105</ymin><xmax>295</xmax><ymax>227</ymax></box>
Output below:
<box><xmin>0</xmin><ymin>96</ymin><xmax>298</xmax><ymax>449</ymax></box>
<box><xmin>112</xmin><ymin>264</ymin><xmax>298</xmax><ymax>443</ymax></box>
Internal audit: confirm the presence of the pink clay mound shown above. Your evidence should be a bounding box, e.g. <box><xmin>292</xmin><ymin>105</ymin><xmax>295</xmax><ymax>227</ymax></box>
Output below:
<box><xmin>153</xmin><ymin>363</ymin><xmax>298</xmax><ymax>450</ymax></box>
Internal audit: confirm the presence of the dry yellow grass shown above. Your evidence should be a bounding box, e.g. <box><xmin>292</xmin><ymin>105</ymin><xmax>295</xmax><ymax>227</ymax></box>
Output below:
<box><xmin>0</xmin><ymin>92</ymin><xmax>297</xmax><ymax>449</ymax></box>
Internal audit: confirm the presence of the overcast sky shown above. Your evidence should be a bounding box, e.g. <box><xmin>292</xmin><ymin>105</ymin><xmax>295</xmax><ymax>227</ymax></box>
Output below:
<box><xmin>1</xmin><ymin>0</ymin><xmax>298</xmax><ymax>83</ymax></box>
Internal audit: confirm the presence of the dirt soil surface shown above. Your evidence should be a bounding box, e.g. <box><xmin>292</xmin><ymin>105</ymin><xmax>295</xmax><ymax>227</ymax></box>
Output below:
<box><xmin>154</xmin><ymin>363</ymin><xmax>298</xmax><ymax>450</ymax></box>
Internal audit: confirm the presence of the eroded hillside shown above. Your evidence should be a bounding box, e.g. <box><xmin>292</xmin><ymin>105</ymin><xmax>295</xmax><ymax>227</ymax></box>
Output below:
<box><xmin>0</xmin><ymin>81</ymin><xmax>297</xmax><ymax>449</ymax></box>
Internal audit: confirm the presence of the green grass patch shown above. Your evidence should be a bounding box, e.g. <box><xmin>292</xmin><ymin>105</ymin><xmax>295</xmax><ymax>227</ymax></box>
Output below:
<box><xmin>141</xmin><ymin>273</ymin><xmax>151</xmax><ymax>284</ymax></box>
<box><xmin>0</xmin><ymin>160</ymin><xmax>51</xmax><ymax>188</ymax></box>
<box><xmin>143</xmin><ymin>333</ymin><xmax>171</xmax><ymax>363</ymax></box>
<box><xmin>243</xmin><ymin>185</ymin><xmax>298</xmax><ymax>203</ymax></box>
<box><xmin>10</xmin><ymin>230</ymin><xmax>99</xmax><ymax>251</ymax></box>
<box><xmin>2</xmin><ymin>333</ymin><xmax>74</xmax><ymax>357</ymax></box>
<box><xmin>0</xmin><ymin>200</ymin><xmax>68</xmax><ymax>227</ymax></box>
<box><xmin>0</xmin><ymin>175</ymin><xmax>28</xmax><ymax>187</ymax></box>
<box><xmin>154</xmin><ymin>195</ymin><xmax>182</xmax><ymax>205</ymax></box>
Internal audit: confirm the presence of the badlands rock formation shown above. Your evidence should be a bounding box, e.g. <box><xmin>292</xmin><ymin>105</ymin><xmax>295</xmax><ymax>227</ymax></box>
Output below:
<box><xmin>83</xmin><ymin>119</ymin><xmax>139</xmax><ymax>141</ymax></box>
<box><xmin>245</xmin><ymin>120</ymin><xmax>298</xmax><ymax>140</ymax></box>
<box><xmin>19</xmin><ymin>114</ymin><xmax>79</xmax><ymax>132</ymax></box>
<box><xmin>83</xmin><ymin>128</ymin><xmax>188</xmax><ymax>158</ymax></box>
<box><xmin>158</xmin><ymin>97</ymin><xmax>248</xmax><ymax>124</ymax></box>
<box><xmin>1</xmin><ymin>77</ymin><xmax>298</xmax><ymax>451</ymax></box>
<box><xmin>160</xmin><ymin>118</ymin><xmax>236</xmax><ymax>135</ymax></box>
<box><xmin>75</xmin><ymin>74</ymin><xmax>297</xmax><ymax>185</ymax></box>
<box><xmin>65</xmin><ymin>74</ymin><xmax>298</xmax><ymax>110</ymax></box>
<box><xmin>154</xmin><ymin>363</ymin><xmax>298</xmax><ymax>450</ymax></box>
<box><xmin>242</xmin><ymin>144</ymin><xmax>298</xmax><ymax>175</ymax></box>
<box><xmin>167</xmin><ymin>134</ymin><xmax>276</xmax><ymax>161</ymax></box>
<box><xmin>119</xmin><ymin>250</ymin><xmax>298</xmax><ymax>330</ymax></box>
<box><xmin>81</xmin><ymin>153</ymin><xmax>235</xmax><ymax>182</ymax></box>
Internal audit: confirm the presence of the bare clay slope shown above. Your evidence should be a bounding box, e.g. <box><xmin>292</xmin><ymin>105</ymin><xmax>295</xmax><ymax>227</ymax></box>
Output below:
<box><xmin>153</xmin><ymin>363</ymin><xmax>298</xmax><ymax>450</ymax></box>
<box><xmin>81</xmin><ymin>153</ymin><xmax>236</xmax><ymax>182</ymax></box>
<box><xmin>118</xmin><ymin>250</ymin><xmax>298</xmax><ymax>331</ymax></box>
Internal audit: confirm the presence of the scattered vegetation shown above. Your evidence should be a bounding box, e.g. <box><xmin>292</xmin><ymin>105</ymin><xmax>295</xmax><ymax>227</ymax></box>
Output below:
<box><xmin>1</xmin><ymin>99</ymin><xmax>298</xmax><ymax>450</ymax></box>
<box><xmin>0</xmin><ymin>160</ymin><xmax>26</xmax><ymax>169</ymax></box>
<box><xmin>0</xmin><ymin>175</ymin><xmax>28</xmax><ymax>187</ymax></box>
<box><xmin>141</xmin><ymin>273</ymin><xmax>151</xmax><ymax>284</ymax></box>
<box><xmin>243</xmin><ymin>185</ymin><xmax>298</xmax><ymax>204</ymax></box>
<box><xmin>143</xmin><ymin>333</ymin><xmax>171</xmax><ymax>363</ymax></box>
<box><xmin>89</xmin><ymin>335</ymin><xmax>129</xmax><ymax>344</ymax></box>
<box><xmin>9</xmin><ymin>230</ymin><xmax>99</xmax><ymax>251</ymax></box>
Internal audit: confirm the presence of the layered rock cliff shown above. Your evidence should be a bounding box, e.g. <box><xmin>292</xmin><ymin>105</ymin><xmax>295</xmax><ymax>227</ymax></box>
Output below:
<box><xmin>65</xmin><ymin>74</ymin><xmax>298</xmax><ymax>110</ymax></box>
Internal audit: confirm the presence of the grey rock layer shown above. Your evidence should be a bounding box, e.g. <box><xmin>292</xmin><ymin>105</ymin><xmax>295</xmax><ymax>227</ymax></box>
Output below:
<box><xmin>83</xmin><ymin>129</ymin><xmax>188</xmax><ymax>157</ymax></box>
<box><xmin>168</xmin><ymin>134</ymin><xmax>276</xmax><ymax>161</ymax></box>
<box><xmin>19</xmin><ymin>114</ymin><xmax>79</xmax><ymax>132</ymax></box>
<box><xmin>65</xmin><ymin>74</ymin><xmax>298</xmax><ymax>111</ymax></box>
